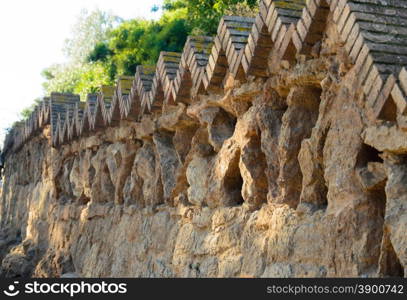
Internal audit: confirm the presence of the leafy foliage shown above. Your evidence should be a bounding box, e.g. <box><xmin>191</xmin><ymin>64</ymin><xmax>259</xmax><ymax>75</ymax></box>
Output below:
<box><xmin>40</xmin><ymin>1</ymin><xmax>258</xmax><ymax>102</ymax></box>
<box><xmin>41</xmin><ymin>9</ymin><xmax>118</xmax><ymax>100</ymax></box>
<box><xmin>163</xmin><ymin>0</ymin><xmax>258</xmax><ymax>35</ymax></box>
<box><xmin>63</xmin><ymin>9</ymin><xmax>121</xmax><ymax>64</ymax></box>
<box><xmin>88</xmin><ymin>8</ymin><xmax>190</xmax><ymax>78</ymax></box>
<box><xmin>19</xmin><ymin>99</ymin><xmax>42</xmax><ymax>120</ymax></box>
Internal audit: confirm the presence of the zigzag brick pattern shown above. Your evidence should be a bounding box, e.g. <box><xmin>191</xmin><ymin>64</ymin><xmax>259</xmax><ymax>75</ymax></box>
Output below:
<box><xmin>174</xmin><ymin>36</ymin><xmax>213</xmax><ymax>102</ymax></box>
<box><xmin>330</xmin><ymin>0</ymin><xmax>407</xmax><ymax>118</ymax></box>
<box><xmin>3</xmin><ymin>0</ymin><xmax>407</xmax><ymax>156</ymax></box>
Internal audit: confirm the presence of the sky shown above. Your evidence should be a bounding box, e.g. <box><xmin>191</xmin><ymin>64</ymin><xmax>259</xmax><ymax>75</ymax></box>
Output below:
<box><xmin>0</xmin><ymin>0</ymin><xmax>163</xmax><ymax>145</ymax></box>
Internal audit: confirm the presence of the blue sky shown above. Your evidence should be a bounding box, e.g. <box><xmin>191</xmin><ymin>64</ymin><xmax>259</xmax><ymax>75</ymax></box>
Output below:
<box><xmin>0</xmin><ymin>0</ymin><xmax>163</xmax><ymax>145</ymax></box>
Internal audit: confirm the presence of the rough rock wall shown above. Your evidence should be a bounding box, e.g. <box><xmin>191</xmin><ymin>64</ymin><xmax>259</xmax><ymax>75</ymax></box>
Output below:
<box><xmin>1</xmin><ymin>1</ymin><xmax>407</xmax><ymax>278</ymax></box>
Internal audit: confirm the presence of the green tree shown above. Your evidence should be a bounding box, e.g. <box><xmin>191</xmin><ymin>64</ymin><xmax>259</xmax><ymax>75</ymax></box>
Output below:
<box><xmin>42</xmin><ymin>63</ymin><xmax>82</xmax><ymax>94</ymax></box>
<box><xmin>42</xmin><ymin>9</ymin><xmax>119</xmax><ymax>100</ymax></box>
<box><xmin>64</xmin><ymin>8</ymin><xmax>121</xmax><ymax>64</ymax></box>
<box><xmin>88</xmin><ymin>8</ymin><xmax>190</xmax><ymax>78</ymax></box>
<box><xmin>41</xmin><ymin>1</ymin><xmax>259</xmax><ymax>103</ymax></box>
<box><xmin>163</xmin><ymin>0</ymin><xmax>258</xmax><ymax>35</ymax></box>
<box><xmin>73</xmin><ymin>62</ymin><xmax>111</xmax><ymax>99</ymax></box>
